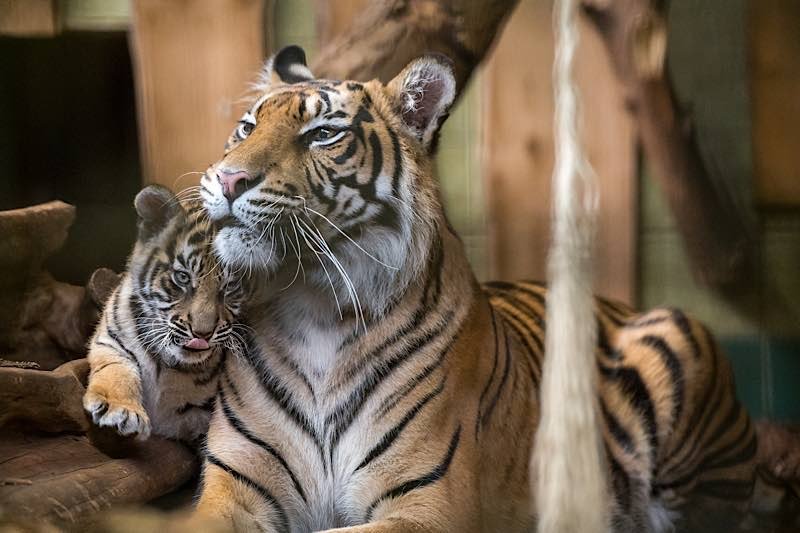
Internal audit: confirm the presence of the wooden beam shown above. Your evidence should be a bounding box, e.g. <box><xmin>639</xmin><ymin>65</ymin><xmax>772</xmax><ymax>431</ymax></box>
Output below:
<box><xmin>0</xmin><ymin>0</ymin><xmax>58</xmax><ymax>36</ymax></box>
<box><xmin>311</xmin><ymin>0</ymin><xmax>520</xmax><ymax>92</ymax></box>
<box><xmin>312</xmin><ymin>0</ymin><xmax>368</xmax><ymax>49</ymax></box>
<box><xmin>129</xmin><ymin>0</ymin><xmax>268</xmax><ymax>190</ymax></box>
<box><xmin>483</xmin><ymin>0</ymin><xmax>637</xmax><ymax>304</ymax></box>
<box><xmin>750</xmin><ymin>0</ymin><xmax>800</xmax><ymax>207</ymax></box>
<box><xmin>582</xmin><ymin>0</ymin><xmax>754</xmax><ymax>286</ymax></box>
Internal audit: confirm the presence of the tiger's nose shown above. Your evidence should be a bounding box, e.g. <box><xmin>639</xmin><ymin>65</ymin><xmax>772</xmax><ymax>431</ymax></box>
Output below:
<box><xmin>217</xmin><ymin>169</ymin><xmax>254</xmax><ymax>203</ymax></box>
<box><xmin>192</xmin><ymin>327</ymin><xmax>214</xmax><ymax>340</ymax></box>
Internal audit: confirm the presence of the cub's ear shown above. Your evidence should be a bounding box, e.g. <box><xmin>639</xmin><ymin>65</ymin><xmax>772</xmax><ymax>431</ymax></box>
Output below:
<box><xmin>386</xmin><ymin>54</ymin><xmax>456</xmax><ymax>153</ymax></box>
<box><xmin>134</xmin><ymin>185</ymin><xmax>182</xmax><ymax>241</ymax></box>
<box><xmin>256</xmin><ymin>45</ymin><xmax>315</xmax><ymax>91</ymax></box>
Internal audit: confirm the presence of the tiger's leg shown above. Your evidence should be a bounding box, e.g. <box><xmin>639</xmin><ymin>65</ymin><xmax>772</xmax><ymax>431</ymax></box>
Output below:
<box><xmin>83</xmin><ymin>343</ymin><xmax>150</xmax><ymax>437</ymax></box>
<box><xmin>194</xmin><ymin>456</ymin><xmax>280</xmax><ymax>532</ymax></box>
<box><xmin>319</xmin><ymin>465</ymin><xmax>481</xmax><ymax>533</ymax></box>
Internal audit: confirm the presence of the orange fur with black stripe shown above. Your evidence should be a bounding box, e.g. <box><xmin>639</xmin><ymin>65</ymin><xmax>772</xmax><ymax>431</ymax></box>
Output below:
<box><xmin>194</xmin><ymin>47</ymin><xmax>757</xmax><ymax>532</ymax></box>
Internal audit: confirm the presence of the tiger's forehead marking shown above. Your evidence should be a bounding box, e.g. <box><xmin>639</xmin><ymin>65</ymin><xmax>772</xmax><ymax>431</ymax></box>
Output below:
<box><xmin>250</xmin><ymin>81</ymin><xmax>367</xmax><ymax>123</ymax></box>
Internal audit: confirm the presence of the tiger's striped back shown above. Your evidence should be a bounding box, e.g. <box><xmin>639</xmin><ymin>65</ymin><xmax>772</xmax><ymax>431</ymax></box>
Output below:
<box><xmin>483</xmin><ymin>280</ymin><xmax>756</xmax><ymax>529</ymax></box>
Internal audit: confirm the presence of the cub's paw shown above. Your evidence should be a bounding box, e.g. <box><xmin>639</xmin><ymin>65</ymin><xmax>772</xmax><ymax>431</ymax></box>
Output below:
<box><xmin>83</xmin><ymin>390</ymin><xmax>151</xmax><ymax>439</ymax></box>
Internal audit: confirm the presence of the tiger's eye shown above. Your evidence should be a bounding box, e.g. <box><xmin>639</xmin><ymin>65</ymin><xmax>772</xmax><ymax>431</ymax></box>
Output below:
<box><xmin>238</xmin><ymin>122</ymin><xmax>254</xmax><ymax>137</ymax></box>
<box><xmin>314</xmin><ymin>128</ymin><xmax>334</xmax><ymax>141</ymax></box>
<box><xmin>173</xmin><ymin>270</ymin><xmax>191</xmax><ymax>286</ymax></box>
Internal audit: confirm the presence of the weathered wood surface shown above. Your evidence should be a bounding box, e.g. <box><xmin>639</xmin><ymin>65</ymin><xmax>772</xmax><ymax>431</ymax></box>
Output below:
<box><xmin>0</xmin><ymin>201</ymin><xmax>75</xmax><ymax>280</ymax></box>
<box><xmin>482</xmin><ymin>0</ymin><xmax>637</xmax><ymax>304</ymax></box>
<box><xmin>0</xmin><ymin>0</ymin><xmax>58</xmax><ymax>36</ymax></box>
<box><xmin>581</xmin><ymin>0</ymin><xmax>754</xmax><ymax>286</ymax></box>
<box><xmin>129</xmin><ymin>0</ymin><xmax>269</xmax><ymax>189</ymax></box>
<box><xmin>0</xmin><ymin>432</ymin><xmax>197</xmax><ymax>527</ymax></box>
<box><xmin>749</xmin><ymin>0</ymin><xmax>800</xmax><ymax>207</ymax></box>
<box><xmin>312</xmin><ymin>0</ymin><xmax>520</xmax><ymax>93</ymax></box>
<box><xmin>1</xmin><ymin>268</ymin><xmax>114</xmax><ymax>370</ymax></box>
<box><xmin>0</xmin><ymin>359</ymin><xmax>89</xmax><ymax>434</ymax></box>
<box><xmin>0</xmin><ymin>201</ymin><xmax>84</xmax><ymax>368</ymax></box>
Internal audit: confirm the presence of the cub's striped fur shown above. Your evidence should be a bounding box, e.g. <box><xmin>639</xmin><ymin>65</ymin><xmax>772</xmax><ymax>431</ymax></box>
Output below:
<box><xmin>194</xmin><ymin>46</ymin><xmax>757</xmax><ymax>531</ymax></box>
<box><xmin>84</xmin><ymin>186</ymin><xmax>246</xmax><ymax>443</ymax></box>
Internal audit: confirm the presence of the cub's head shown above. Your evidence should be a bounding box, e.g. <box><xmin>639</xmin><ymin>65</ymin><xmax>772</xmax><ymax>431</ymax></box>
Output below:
<box><xmin>201</xmin><ymin>46</ymin><xmax>455</xmax><ymax>315</ymax></box>
<box><xmin>128</xmin><ymin>185</ymin><xmax>247</xmax><ymax>366</ymax></box>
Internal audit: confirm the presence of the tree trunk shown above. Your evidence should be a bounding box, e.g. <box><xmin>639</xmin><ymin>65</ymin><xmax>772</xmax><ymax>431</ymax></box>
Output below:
<box><xmin>312</xmin><ymin>0</ymin><xmax>520</xmax><ymax>93</ymax></box>
<box><xmin>582</xmin><ymin>0</ymin><xmax>754</xmax><ymax>286</ymax></box>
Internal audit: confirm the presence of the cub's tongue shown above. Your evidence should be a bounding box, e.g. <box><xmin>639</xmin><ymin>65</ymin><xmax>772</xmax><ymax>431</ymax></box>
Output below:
<box><xmin>185</xmin><ymin>338</ymin><xmax>210</xmax><ymax>351</ymax></box>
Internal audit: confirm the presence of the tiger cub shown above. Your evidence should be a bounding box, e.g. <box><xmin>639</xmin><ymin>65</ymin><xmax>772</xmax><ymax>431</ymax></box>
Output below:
<box><xmin>83</xmin><ymin>185</ymin><xmax>246</xmax><ymax>443</ymax></box>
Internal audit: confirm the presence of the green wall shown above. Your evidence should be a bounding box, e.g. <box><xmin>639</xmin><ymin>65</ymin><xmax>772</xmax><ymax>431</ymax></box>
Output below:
<box><xmin>641</xmin><ymin>0</ymin><xmax>800</xmax><ymax>419</ymax></box>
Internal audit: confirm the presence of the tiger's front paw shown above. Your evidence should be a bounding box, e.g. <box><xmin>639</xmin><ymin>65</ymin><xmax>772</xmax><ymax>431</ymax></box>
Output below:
<box><xmin>83</xmin><ymin>389</ymin><xmax>151</xmax><ymax>439</ymax></box>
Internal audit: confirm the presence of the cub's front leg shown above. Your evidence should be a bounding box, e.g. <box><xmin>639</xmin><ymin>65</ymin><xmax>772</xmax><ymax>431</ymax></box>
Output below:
<box><xmin>84</xmin><ymin>341</ymin><xmax>150</xmax><ymax>438</ymax></box>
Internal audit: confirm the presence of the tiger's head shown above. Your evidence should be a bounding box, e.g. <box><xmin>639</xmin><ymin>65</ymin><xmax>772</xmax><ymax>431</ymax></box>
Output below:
<box><xmin>201</xmin><ymin>46</ymin><xmax>455</xmax><ymax>318</ymax></box>
<box><xmin>128</xmin><ymin>185</ymin><xmax>247</xmax><ymax>366</ymax></box>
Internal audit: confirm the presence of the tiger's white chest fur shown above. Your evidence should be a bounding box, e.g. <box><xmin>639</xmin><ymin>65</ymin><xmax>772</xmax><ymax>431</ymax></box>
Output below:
<box><xmin>215</xmin><ymin>305</ymin><xmax>457</xmax><ymax>531</ymax></box>
<box><xmin>264</xmin><ymin>322</ymin><xmax>369</xmax><ymax>529</ymax></box>
<box><xmin>206</xmin><ymin>232</ymin><xmax>472</xmax><ymax>531</ymax></box>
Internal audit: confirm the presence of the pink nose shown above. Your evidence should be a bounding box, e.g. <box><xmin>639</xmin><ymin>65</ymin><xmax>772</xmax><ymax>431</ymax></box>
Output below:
<box><xmin>217</xmin><ymin>170</ymin><xmax>253</xmax><ymax>202</ymax></box>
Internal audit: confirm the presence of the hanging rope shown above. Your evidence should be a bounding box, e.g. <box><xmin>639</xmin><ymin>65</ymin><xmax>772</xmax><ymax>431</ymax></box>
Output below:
<box><xmin>533</xmin><ymin>1</ymin><xmax>608</xmax><ymax>532</ymax></box>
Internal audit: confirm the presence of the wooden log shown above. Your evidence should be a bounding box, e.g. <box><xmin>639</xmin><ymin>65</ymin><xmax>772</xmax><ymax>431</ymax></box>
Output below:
<box><xmin>0</xmin><ymin>201</ymin><xmax>76</xmax><ymax>360</ymax></box>
<box><xmin>313</xmin><ymin>0</ymin><xmax>368</xmax><ymax>49</ymax></box>
<box><xmin>0</xmin><ymin>432</ymin><xmax>197</xmax><ymax>527</ymax></box>
<box><xmin>129</xmin><ymin>0</ymin><xmax>268</xmax><ymax>189</ymax></box>
<box><xmin>0</xmin><ymin>359</ymin><xmax>89</xmax><ymax>434</ymax></box>
<box><xmin>0</xmin><ymin>201</ymin><xmax>75</xmax><ymax>276</ymax></box>
<box><xmin>581</xmin><ymin>0</ymin><xmax>754</xmax><ymax>286</ymax></box>
<box><xmin>312</xmin><ymin>0</ymin><xmax>520</xmax><ymax>92</ymax></box>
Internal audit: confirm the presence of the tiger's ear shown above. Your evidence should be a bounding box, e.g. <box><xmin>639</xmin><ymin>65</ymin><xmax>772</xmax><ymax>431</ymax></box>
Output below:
<box><xmin>257</xmin><ymin>45</ymin><xmax>315</xmax><ymax>91</ymax></box>
<box><xmin>386</xmin><ymin>54</ymin><xmax>456</xmax><ymax>153</ymax></box>
<box><xmin>134</xmin><ymin>185</ymin><xmax>182</xmax><ymax>241</ymax></box>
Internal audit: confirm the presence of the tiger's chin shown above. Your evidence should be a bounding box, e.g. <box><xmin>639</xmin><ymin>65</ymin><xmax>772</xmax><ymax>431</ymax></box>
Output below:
<box><xmin>160</xmin><ymin>343</ymin><xmax>219</xmax><ymax>368</ymax></box>
<box><xmin>213</xmin><ymin>226</ymin><xmax>282</xmax><ymax>276</ymax></box>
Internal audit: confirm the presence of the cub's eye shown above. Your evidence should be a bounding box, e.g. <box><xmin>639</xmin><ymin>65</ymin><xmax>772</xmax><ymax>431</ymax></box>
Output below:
<box><xmin>172</xmin><ymin>270</ymin><xmax>191</xmax><ymax>287</ymax></box>
<box><xmin>305</xmin><ymin>126</ymin><xmax>346</xmax><ymax>147</ymax></box>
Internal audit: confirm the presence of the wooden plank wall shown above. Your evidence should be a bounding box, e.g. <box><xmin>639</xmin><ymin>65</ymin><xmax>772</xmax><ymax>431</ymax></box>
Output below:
<box><xmin>0</xmin><ymin>0</ymin><xmax>58</xmax><ymax>36</ymax></box>
<box><xmin>312</xmin><ymin>0</ymin><xmax>364</xmax><ymax>48</ymax></box>
<box><xmin>129</xmin><ymin>0</ymin><xmax>268</xmax><ymax>190</ymax></box>
<box><xmin>750</xmin><ymin>0</ymin><xmax>800</xmax><ymax>206</ymax></box>
<box><xmin>309</xmin><ymin>0</ymin><xmax>637</xmax><ymax>303</ymax></box>
<box><xmin>482</xmin><ymin>0</ymin><xmax>637</xmax><ymax>304</ymax></box>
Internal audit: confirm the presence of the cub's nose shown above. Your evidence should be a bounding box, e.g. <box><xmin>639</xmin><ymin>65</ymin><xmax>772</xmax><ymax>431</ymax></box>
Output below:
<box><xmin>217</xmin><ymin>169</ymin><xmax>256</xmax><ymax>203</ymax></box>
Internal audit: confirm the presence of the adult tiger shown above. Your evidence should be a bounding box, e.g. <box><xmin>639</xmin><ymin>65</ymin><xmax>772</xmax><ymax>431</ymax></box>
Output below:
<box><xmin>196</xmin><ymin>46</ymin><xmax>758</xmax><ymax>532</ymax></box>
